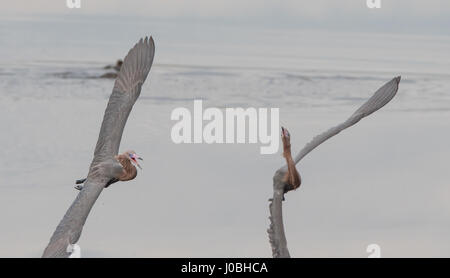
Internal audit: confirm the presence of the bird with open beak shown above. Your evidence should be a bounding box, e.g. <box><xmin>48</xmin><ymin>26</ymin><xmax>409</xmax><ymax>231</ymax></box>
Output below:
<box><xmin>75</xmin><ymin>150</ymin><xmax>143</xmax><ymax>190</ymax></box>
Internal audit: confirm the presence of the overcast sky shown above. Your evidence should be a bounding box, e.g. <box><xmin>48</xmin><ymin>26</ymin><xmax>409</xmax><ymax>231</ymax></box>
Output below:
<box><xmin>2</xmin><ymin>0</ymin><xmax>450</xmax><ymax>35</ymax></box>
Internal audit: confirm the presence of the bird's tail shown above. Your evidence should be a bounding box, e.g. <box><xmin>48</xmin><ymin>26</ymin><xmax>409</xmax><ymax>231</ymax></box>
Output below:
<box><xmin>75</xmin><ymin>178</ymin><xmax>86</xmax><ymax>184</ymax></box>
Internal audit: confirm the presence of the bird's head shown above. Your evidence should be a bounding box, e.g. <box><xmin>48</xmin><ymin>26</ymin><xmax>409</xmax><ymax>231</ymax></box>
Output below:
<box><xmin>281</xmin><ymin>126</ymin><xmax>291</xmax><ymax>143</ymax></box>
<box><xmin>125</xmin><ymin>150</ymin><xmax>143</xmax><ymax>170</ymax></box>
<box><xmin>281</xmin><ymin>126</ymin><xmax>290</xmax><ymax>139</ymax></box>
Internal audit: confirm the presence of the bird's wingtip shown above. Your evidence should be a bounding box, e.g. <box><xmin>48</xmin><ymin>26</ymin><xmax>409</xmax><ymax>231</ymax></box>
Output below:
<box><xmin>136</xmin><ymin>36</ymin><xmax>154</xmax><ymax>48</ymax></box>
<box><xmin>140</xmin><ymin>36</ymin><xmax>155</xmax><ymax>50</ymax></box>
<box><xmin>149</xmin><ymin>36</ymin><xmax>155</xmax><ymax>48</ymax></box>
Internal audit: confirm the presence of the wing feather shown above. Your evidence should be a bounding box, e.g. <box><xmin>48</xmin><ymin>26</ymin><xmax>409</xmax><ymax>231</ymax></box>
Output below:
<box><xmin>288</xmin><ymin>76</ymin><xmax>400</xmax><ymax>167</ymax></box>
<box><xmin>93</xmin><ymin>36</ymin><xmax>155</xmax><ymax>163</ymax></box>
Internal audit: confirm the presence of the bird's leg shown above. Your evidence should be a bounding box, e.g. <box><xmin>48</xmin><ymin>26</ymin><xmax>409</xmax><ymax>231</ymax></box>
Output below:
<box><xmin>75</xmin><ymin>178</ymin><xmax>86</xmax><ymax>184</ymax></box>
<box><xmin>281</xmin><ymin>127</ymin><xmax>301</xmax><ymax>193</ymax></box>
<box><xmin>74</xmin><ymin>178</ymin><xmax>87</xmax><ymax>191</ymax></box>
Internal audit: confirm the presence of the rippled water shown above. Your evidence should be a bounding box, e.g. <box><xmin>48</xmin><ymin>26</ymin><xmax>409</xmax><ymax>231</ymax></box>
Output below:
<box><xmin>1</xmin><ymin>15</ymin><xmax>449</xmax><ymax>111</ymax></box>
<box><xmin>2</xmin><ymin>60</ymin><xmax>450</xmax><ymax>114</ymax></box>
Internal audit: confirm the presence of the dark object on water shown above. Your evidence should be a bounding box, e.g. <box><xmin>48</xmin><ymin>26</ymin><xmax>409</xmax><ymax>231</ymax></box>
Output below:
<box><xmin>99</xmin><ymin>72</ymin><xmax>118</xmax><ymax>79</ymax></box>
<box><xmin>100</xmin><ymin>59</ymin><xmax>123</xmax><ymax>78</ymax></box>
<box><xmin>104</xmin><ymin>60</ymin><xmax>123</xmax><ymax>71</ymax></box>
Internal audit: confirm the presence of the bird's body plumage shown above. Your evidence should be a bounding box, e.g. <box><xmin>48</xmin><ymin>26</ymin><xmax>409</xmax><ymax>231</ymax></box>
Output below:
<box><xmin>115</xmin><ymin>152</ymin><xmax>138</xmax><ymax>181</ymax></box>
<box><xmin>76</xmin><ymin>151</ymin><xmax>141</xmax><ymax>189</ymax></box>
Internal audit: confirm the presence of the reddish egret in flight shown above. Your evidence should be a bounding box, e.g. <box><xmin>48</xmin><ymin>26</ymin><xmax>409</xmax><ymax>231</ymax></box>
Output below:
<box><xmin>42</xmin><ymin>37</ymin><xmax>155</xmax><ymax>258</ymax></box>
<box><xmin>268</xmin><ymin>76</ymin><xmax>401</xmax><ymax>257</ymax></box>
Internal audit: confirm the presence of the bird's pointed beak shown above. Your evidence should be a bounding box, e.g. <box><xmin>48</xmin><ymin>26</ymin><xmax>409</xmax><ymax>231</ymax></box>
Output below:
<box><xmin>137</xmin><ymin>156</ymin><xmax>143</xmax><ymax>168</ymax></box>
<box><xmin>281</xmin><ymin>126</ymin><xmax>289</xmax><ymax>137</ymax></box>
<box><xmin>132</xmin><ymin>154</ymin><xmax>143</xmax><ymax>170</ymax></box>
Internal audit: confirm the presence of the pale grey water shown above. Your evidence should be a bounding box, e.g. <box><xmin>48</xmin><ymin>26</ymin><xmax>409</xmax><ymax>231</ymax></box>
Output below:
<box><xmin>0</xmin><ymin>16</ymin><xmax>450</xmax><ymax>257</ymax></box>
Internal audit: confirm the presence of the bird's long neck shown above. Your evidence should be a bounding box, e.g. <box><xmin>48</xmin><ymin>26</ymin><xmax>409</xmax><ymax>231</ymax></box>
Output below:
<box><xmin>282</xmin><ymin>139</ymin><xmax>301</xmax><ymax>191</ymax></box>
<box><xmin>283</xmin><ymin>141</ymin><xmax>292</xmax><ymax>159</ymax></box>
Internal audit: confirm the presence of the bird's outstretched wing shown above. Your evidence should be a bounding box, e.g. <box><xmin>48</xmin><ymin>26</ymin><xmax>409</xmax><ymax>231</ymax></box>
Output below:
<box><xmin>93</xmin><ymin>36</ymin><xmax>155</xmax><ymax>163</ymax></box>
<box><xmin>289</xmin><ymin>76</ymin><xmax>401</xmax><ymax>167</ymax></box>
<box><xmin>42</xmin><ymin>37</ymin><xmax>155</xmax><ymax>258</ymax></box>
